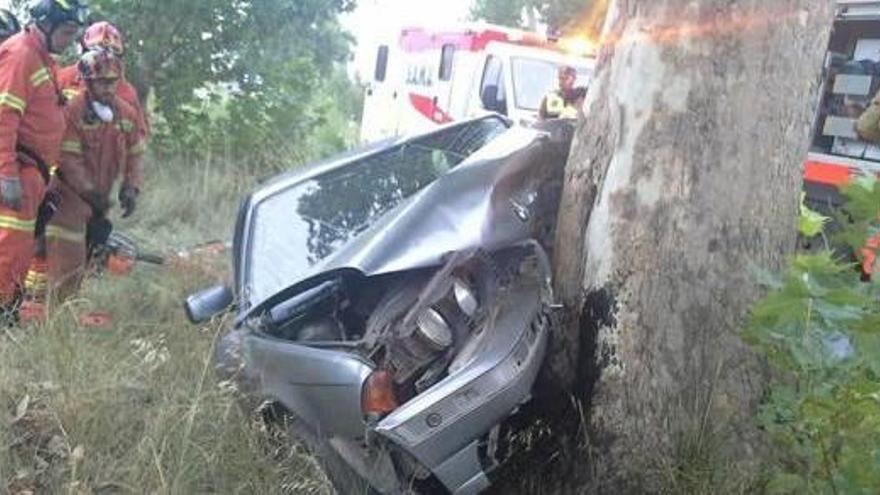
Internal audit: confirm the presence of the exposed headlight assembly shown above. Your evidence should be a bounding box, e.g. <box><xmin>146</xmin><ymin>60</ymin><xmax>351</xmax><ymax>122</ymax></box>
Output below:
<box><xmin>415</xmin><ymin>308</ymin><xmax>453</xmax><ymax>351</ymax></box>
<box><xmin>452</xmin><ymin>277</ymin><xmax>479</xmax><ymax>318</ymax></box>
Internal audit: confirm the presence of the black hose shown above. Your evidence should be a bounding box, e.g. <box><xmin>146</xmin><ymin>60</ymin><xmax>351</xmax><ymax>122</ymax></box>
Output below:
<box><xmin>136</xmin><ymin>252</ymin><xmax>165</xmax><ymax>265</ymax></box>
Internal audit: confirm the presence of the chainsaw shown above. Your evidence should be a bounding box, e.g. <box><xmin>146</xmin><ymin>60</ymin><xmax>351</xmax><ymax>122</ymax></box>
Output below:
<box><xmin>86</xmin><ymin>216</ymin><xmax>165</xmax><ymax>275</ymax></box>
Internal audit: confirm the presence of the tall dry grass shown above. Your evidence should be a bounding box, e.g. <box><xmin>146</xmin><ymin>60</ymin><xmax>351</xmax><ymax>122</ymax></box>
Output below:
<box><xmin>0</xmin><ymin>154</ymin><xmax>331</xmax><ymax>494</ymax></box>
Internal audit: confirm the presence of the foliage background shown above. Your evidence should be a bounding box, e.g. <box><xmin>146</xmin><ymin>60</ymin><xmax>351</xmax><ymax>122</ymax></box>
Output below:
<box><xmin>469</xmin><ymin>0</ymin><xmax>606</xmax><ymax>35</ymax></box>
<box><xmin>744</xmin><ymin>179</ymin><xmax>880</xmax><ymax>493</ymax></box>
<box><xmin>10</xmin><ymin>0</ymin><xmax>363</xmax><ymax>171</ymax></box>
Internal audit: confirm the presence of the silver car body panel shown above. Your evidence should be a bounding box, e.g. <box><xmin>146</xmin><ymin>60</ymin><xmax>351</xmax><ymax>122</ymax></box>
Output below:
<box><xmin>235</xmin><ymin>117</ymin><xmax>567</xmax><ymax>323</ymax></box>
<box><xmin>243</xmin><ymin>334</ymin><xmax>374</xmax><ymax>438</ymax></box>
<box><xmin>375</xmin><ymin>279</ymin><xmax>548</xmax><ymax>494</ymax></box>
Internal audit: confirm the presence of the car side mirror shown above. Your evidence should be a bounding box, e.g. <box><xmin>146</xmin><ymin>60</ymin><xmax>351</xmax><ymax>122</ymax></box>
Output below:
<box><xmin>185</xmin><ymin>285</ymin><xmax>234</xmax><ymax>324</ymax></box>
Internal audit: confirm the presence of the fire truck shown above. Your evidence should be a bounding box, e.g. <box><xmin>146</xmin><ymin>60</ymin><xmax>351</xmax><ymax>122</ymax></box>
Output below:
<box><xmin>806</xmin><ymin>0</ymin><xmax>880</xmax><ymax>212</ymax></box>
<box><xmin>360</xmin><ymin>24</ymin><xmax>595</xmax><ymax>143</ymax></box>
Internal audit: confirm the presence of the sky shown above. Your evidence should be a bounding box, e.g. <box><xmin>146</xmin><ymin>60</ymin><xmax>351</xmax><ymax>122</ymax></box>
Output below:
<box><xmin>341</xmin><ymin>0</ymin><xmax>475</xmax><ymax>80</ymax></box>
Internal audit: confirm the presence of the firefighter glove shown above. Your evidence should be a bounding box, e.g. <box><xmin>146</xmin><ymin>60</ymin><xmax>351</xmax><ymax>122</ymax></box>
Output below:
<box><xmin>118</xmin><ymin>185</ymin><xmax>138</xmax><ymax>218</ymax></box>
<box><xmin>34</xmin><ymin>187</ymin><xmax>62</xmax><ymax>239</ymax></box>
<box><xmin>0</xmin><ymin>176</ymin><xmax>22</xmax><ymax>211</ymax></box>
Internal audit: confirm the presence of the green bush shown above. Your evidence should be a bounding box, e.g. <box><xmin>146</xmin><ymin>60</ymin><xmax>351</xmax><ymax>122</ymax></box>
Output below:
<box><xmin>744</xmin><ymin>177</ymin><xmax>880</xmax><ymax>494</ymax></box>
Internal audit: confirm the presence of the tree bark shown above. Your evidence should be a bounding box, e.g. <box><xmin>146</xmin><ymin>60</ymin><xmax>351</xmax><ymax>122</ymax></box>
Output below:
<box><xmin>553</xmin><ymin>0</ymin><xmax>834</xmax><ymax>490</ymax></box>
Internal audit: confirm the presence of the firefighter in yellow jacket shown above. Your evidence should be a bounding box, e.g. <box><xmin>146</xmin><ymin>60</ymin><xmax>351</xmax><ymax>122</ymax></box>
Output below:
<box><xmin>538</xmin><ymin>65</ymin><xmax>584</xmax><ymax>120</ymax></box>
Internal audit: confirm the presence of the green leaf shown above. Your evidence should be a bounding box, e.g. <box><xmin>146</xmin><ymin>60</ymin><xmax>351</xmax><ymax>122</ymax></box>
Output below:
<box><xmin>800</xmin><ymin>192</ymin><xmax>830</xmax><ymax>237</ymax></box>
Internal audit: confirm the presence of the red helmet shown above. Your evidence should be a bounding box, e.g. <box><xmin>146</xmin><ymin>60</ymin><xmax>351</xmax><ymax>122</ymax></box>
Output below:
<box><xmin>78</xmin><ymin>48</ymin><xmax>122</xmax><ymax>80</ymax></box>
<box><xmin>82</xmin><ymin>21</ymin><xmax>124</xmax><ymax>55</ymax></box>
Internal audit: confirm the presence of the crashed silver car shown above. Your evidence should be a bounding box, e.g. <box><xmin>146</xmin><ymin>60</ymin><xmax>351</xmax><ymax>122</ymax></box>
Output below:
<box><xmin>186</xmin><ymin>115</ymin><xmax>575</xmax><ymax>494</ymax></box>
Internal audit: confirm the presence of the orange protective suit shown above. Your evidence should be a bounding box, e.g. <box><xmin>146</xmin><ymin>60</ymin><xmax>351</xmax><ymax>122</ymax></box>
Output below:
<box><xmin>57</xmin><ymin>64</ymin><xmax>148</xmax><ymax>138</ymax></box>
<box><xmin>47</xmin><ymin>91</ymin><xmax>145</xmax><ymax>299</ymax></box>
<box><xmin>46</xmin><ymin>93</ymin><xmax>145</xmax><ymax>300</ymax></box>
<box><xmin>0</xmin><ymin>28</ymin><xmax>66</xmax><ymax>306</ymax></box>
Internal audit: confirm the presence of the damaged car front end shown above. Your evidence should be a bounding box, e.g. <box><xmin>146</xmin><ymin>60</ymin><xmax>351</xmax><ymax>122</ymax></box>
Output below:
<box><xmin>186</xmin><ymin>115</ymin><xmax>574</xmax><ymax>494</ymax></box>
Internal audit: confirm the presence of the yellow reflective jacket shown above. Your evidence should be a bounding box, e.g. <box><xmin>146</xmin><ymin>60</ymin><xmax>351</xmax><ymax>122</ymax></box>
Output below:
<box><xmin>539</xmin><ymin>89</ymin><xmax>579</xmax><ymax>120</ymax></box>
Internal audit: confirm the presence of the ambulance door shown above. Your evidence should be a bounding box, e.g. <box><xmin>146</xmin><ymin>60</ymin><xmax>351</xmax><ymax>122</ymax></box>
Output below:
<box><xmin>360</xmin><ymin>45</ymin><xmax>402</xmax><ymax>143</ymax></box>
<box><xmin>433</xmin><ymin>43</ymin><xmax>457</xmax><ymax>122</ymax></box>
<box><xmin>474</xmin><ymin>54</ymin><xmax>509</xmax><ymax>117</ymax></box>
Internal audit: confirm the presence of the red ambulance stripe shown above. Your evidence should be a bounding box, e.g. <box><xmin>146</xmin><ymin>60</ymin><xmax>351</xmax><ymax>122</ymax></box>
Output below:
<box><xmin>409</xmin><ymin>93</ymin><xmax>453</xmax><ymax>124</ymax></box>
<box><xmin>398</xmin><ymin>27</ymin><xmax>556</xmax><ymax>53</ymax></box>
<box><xmin>803</xmin><ymin>161</ymin><xmax>853</xmax><ymax>187</ymax></box>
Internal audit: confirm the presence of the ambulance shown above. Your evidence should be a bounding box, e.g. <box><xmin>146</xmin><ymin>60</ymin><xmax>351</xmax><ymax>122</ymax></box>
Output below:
<box><xmin>360</xmin><ymin>24</ymin><xmax>595</xmax><ymax>143</ymax></box>
<box><xmin>806</xmin><ymin>0</ymin><xmax>880</xmax><ymax>211</ymax></box>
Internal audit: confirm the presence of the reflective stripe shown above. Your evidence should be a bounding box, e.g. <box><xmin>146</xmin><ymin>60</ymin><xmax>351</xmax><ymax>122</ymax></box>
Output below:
<box><xmin>117</xmin><ymin>119</ymin><xmax>135</xmax><ymax>133</ymax></box>
<box><xmin>544</xmin><ymin>91</ymin><xmax>577</xmax><ymax>119</ymax></box>
<box><xmin>129</xmin><ymin>140</ymin><xmax>146</xmax><ymax>155</ymax></box>
<box><xmin>546</xmin><ymin>93</ymin><xmax>565</xmax><ymax>115</ymax></box>
<box><xmin>25</xmin><ymin>269</ymin><xmax>48</xmax><ymax>293</ymax></box>
<box><xmin>30</xmin><ymin>67</ymin><xmax>50</xmax><ymax>87</ymax></box>
<box><xmin>46</xmin><ymin>224</ymin><xmax>85</xmax><ymax>243</ymax></box>
<box><xmin>61</xmin><ymin>140</ymin><xmax>83</xmax><ymax>154</ymax></box>
<box><xmin>0</xmin><ymin>92</ymin><xmax>26</xmax><ymax>114</ymax></box>
<box><xmin>56</xmin><ymin>0</ymin><xmax>72</xmax><ymax>9</ymax></box>
<box><xmin>0</xmin><ymin>215</ymin><xmax>36</xmax><ymax>232</ymax></box>
<box><xmin>63</xmin><ymin>88</ymin><xmax>81</xmax><ymax>100</ymax></box>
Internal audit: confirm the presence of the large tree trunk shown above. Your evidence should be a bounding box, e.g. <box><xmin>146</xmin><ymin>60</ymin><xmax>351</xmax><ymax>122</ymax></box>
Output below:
<box><xmin>553</xmin><ymin>0</ymin><xmax>834</xmax><ymax>490</ymax></box>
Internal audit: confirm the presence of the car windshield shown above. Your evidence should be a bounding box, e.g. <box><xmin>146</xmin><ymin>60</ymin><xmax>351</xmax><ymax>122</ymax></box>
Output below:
<box><xmin>243</xmin><ymin>117</ymin><xmax>509</xmax><ymax>308</ymax></box>
<box><xmin>511</xmin><ymin>57</ymin><xmax>592</xmax><ymax>111</ymax></box>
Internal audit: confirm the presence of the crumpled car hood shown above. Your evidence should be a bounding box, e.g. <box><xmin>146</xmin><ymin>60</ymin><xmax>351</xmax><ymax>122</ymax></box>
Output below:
<box><xmin>235</xmin><ymin>116</ymin><xmax>570</xmax><ymax>321</ymax></box>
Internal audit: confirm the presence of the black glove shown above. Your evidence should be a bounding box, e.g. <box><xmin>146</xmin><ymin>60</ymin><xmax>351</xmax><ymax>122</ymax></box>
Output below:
<box><xmin>118</xmin><ymin>186</ymin><xmax>138</xmax><ymax>218</ymax></box>
<box><xmin>0</xmin><ymin>176</ymin><xmax>22</xmax><ymax>211</ymax></box>
<box><xmin>34</xmin><ymin>187</ymin><xmax>62</xmax><ymax>238</ymax></box>
<box><xmin>86</xmin><ymin>215</ymin><xmax>113</xmax><ymax>258</ymax></box>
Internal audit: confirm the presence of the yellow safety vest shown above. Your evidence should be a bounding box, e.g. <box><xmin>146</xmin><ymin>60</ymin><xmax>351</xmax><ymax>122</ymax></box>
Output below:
<box><xmin>543</xmin><ymin>91</ymin><xmax>579</xmax><ymax>119</ymax></box>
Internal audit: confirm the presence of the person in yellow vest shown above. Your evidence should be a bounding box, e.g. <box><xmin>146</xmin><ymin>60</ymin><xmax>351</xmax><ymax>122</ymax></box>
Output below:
<box><xmin>538</xmin><ymin>65</ymin><xmax>584</xmax><ymax>120</ymax></box>
<box><xmin>856</xmin><ymin>88</ymin><xmax>880</xmax><ymax>143</ymax></box>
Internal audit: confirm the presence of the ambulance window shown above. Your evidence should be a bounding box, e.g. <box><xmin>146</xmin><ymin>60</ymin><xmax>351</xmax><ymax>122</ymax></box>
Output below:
<box><xmin>480</xmin><ymin>56</ymin><xmax>507</xmax><ymax>115</ymax></box>
<box><xmin>439</xmin><ymin>44</ymin><xmax>455</xmax><ymax>81</ymax></box>
<box><xmin>375</xmin><ymin>45</ymin><xmax>389</xmax><ymax>82</ymax></box>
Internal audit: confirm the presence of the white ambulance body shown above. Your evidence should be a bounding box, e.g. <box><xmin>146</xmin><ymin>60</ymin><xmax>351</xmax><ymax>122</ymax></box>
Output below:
<box><xmin>360</xmin><ymin>25</ymin><xmax>595</xmax><ymax>143</ymax></box>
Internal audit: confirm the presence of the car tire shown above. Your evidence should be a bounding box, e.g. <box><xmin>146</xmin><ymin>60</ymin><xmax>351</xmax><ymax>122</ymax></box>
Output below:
<box><xmin>287</xmin><ymin>418</ymin><xmax>381</xmax><ymax>495</ymax></box>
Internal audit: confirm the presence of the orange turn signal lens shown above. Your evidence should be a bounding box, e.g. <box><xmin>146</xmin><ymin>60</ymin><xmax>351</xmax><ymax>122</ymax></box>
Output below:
<box><xmin>362</xmin><ymin>370</ymin><xmax>398</xmax><ymax>415</ymax></box>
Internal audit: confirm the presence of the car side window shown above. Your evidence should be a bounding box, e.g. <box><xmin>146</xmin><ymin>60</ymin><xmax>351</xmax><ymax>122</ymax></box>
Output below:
<box><xmin>479</xmin><ymin>55</ymin><xmax>507</xmax><ymax>115</ymax></box>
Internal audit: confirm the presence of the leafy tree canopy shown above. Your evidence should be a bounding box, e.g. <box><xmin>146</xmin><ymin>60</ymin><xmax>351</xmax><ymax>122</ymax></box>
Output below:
<box><xmin>12</xmin><ymin>0</ymin><xmax>360</xmax><ymax>166</ymax></box>
<box><xmin>470</xmin><ymin>0</ymin><xmax>604</xmax><ymax>35</ymax></box>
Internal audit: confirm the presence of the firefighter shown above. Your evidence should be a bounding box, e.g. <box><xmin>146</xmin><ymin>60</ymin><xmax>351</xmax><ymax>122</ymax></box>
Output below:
<box><xmin>538</xmin><ymin>65</ymin><xmax>585</xmax><ymax>120</ymax></box>
<box><xmin>0</xmin><ymin>9</ymin><xmax>21</xmax><ymax>44</ymax></box>
<box><xmin>0</xmin><ymin>0</ymin><xmax>87</xmax><ymax>318</ymax></box>
<box><xmin>45</xmin><ymin>48</ymin><xmax>144</xmax><ymax>302</ymax></box>
<box><xmin>57</xmin><ymin>21</ymin><xmax>148</xmax><ymax>137</ymax></box>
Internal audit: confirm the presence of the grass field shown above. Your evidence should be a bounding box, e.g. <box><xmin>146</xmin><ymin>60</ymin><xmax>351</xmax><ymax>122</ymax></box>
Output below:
<box><xmin>0</xmin><ymin>155</ymin><xmax>331</xmax><ymax>494</ymax></box>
